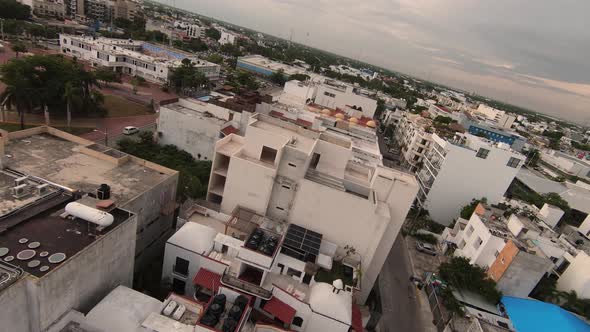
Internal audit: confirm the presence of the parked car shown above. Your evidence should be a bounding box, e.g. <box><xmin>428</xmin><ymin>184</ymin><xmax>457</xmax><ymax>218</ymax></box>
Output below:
<box><xmin>122</xmin><ymin>126</ymin><xmax>139</xmax><ymax>135</ymax></box>
<box><xmin>416</xmin><ymin>241</ymin><xmax>437</xmax><ymax>256</ymax></box>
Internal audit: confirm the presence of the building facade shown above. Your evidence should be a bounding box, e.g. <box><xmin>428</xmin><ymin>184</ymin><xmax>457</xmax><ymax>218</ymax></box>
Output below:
<box><xmin>394</xmin><ymin>113</ymin><xmax>433</xmax><ymax>173</ymax></box>
<box><xmin>59</xmin><ymin>34</ymin><xmax>220</xmax><ymax>83</ymax></box>
<box><xmin>416</xmin><ymin>133</ymin><xmax>524</xmax><ymax>225</ymax></box>
<box><xmin>157</xmin><ymin>98</ymin><xmax>251</xmax><ymax>161</ymax></box>
<box><xmin>33</xmin><ymin>0</ymin><xmax>66</xmax><ymax>18</ymax></box>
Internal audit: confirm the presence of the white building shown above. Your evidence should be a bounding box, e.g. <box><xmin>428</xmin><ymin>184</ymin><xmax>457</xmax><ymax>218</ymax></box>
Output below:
<box><xmin>59</xmin><ymin>34</ymin><xmax>221</xmax><ymax>83</ymax></box>
<box><xmin>538</xmin><ymin>203</ymin><xmax>565</xmax><ymax>229</ymax></box>
<box><xmin>557</xmin><ymin>251</ymin><xmax>590</xmax><ymax>298</ymax></box>
<box><xmin>187</xmin><ymin>24</ymin><xmax>205</xmax><ymax>39</ymax></box>
<box><xmin>314</xmin><ymin>80</ymin><xmax>378</xmax><ymax>118</ymax></box>
<box><xmin>205</xmin><ymin>111</ymin><xmax>418</xmax><ymax>304</ymax></box>
<box><xmin>158</xmin><ymin>98</ymin><xmax>251</xmax><ymax>161</ymax></box>
<box><xmin>475</xmin><ymin>104</ymin><xmax>505</xmax><ymax>122</ymax></box>
<box><xmin>219</xmin><ymin>30</ymin><xmax>238</xmax><ymax>45</ymax></box>
<box><xmin>394</xmin><ymin>113</ymin><xmax>433</xmax><ymax>173</ymax></box>
<box><xmin>541</xmin><ymin>149</ymin><xmax>590</xmax><ymax>180</ymax></box>
<box><xmin>442</xmin><ymin>205</ymin><xmax>554</xmax><ymax>297</ymax></box>
<box><xmin>416</xmin><ymin>133</ymin><xmax>525</xmax><ymax>225</ymax></box>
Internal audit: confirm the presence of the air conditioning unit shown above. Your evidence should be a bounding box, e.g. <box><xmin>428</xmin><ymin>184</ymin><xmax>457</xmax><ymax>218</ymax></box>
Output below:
<box><xmin>12</xmin><ymin>184</ymin><xmax>29</xmax><ymax>199</ymax></box>
<box><xmin>36</xmin><ymin>184</ymin><xmax>49</xmax><ymax>196</ymax></box>
<box><xmin>14</xmin><ymin>176</ymin><xmax>28</xmax><ymax>187</ymax></box>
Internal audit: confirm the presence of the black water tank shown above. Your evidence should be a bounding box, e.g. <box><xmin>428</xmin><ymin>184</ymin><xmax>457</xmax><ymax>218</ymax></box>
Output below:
<box><xmin>228</xmin><ymin>305</ymin><xmax>243</xmax><ymax>320</ymax></box>
<box><xmin>200</xmin><ymin>313</ymin><xmax>218</xmax><ymax>327</ymax></box>
<box><xmin>222</xmin><ymin>318</ymin><xmax>238</xmax><ymax>332</ymax></box>
<box><xmin>212</xmin><ymin>294</ymin><xmax>227</xmax><ymax>307</ymax></box>
<box><xmin>208</xmin><ymin>303</ymin><xmax>224</xmax><ymax>317</ymax></box>
<box><xmin>234</xmin><ymin>295</ymin><xmax>248</xmax><ymax>309</ymax></box>
<box><xmin>97</xmin><ymin>184</ymin><xmax>111</xmax><ymax>200</ymax></box>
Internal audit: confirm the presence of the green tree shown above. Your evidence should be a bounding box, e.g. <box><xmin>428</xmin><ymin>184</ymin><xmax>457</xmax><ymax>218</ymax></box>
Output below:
<box><xmin>205</xmin><ymin>27</ymin><xmax>221</xmax><ymax>40</ymax></box>
<box><xmin>289</xmin><ymin>73</ymin><xmax>310</xmax><ymax>82</ymax></box>
<box><xmin>0</xmin><ymin>0</ymin><xmax>31</xmax><ymax>20</ymax></box>
<box><xmin>270</xmin><ymin>69</ymin><xmax>287</xmax><ymax>86</ymax></box>
<box><xmin>169</xmin><ymin>58</ymin><xmax>209</xmax><ymax>96</ymax></box>
<box><xmin>11</xmin><ymin>42</ymin><xmax>27</xmax><ymax>58</ymax></box>
<box><xmin>439</xmin><ymin>257</ymin><xmax>502</xmax><ymax>304</ymax></box>
<box><xmin>206</xmin><ymin>53</ymin><xmax>224</xmax><ymax>64</ymax></box>
<box><xmin>94</xmin><ymin>67</ymin><xmax>121</xmax><ymax>85</ymax></box>
<box><xmin>525</xmin><ymin>148</ymin><xmax>540</xmax><ymax>167</ymax></box>
<box><xmin>460</xmin><ymin>198</ymin><xmax>487</xmax><ymax>219</ymax></box>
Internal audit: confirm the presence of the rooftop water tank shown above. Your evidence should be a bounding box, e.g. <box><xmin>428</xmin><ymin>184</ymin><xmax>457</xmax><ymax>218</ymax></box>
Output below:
<box><xmin>65</xmin><ymin>202</ymin><xmax>114</xmax><ymax>227</ymax></box>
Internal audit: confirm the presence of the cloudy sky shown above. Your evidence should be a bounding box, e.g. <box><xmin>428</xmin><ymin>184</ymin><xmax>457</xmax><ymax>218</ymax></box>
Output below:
<box><xmin>164</xmin><ymin>0</ymin><xmax>590</xmax><ymax>123</ymax></box>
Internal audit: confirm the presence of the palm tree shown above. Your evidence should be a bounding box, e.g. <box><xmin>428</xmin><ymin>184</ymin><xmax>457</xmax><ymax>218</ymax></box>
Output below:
<box><xmin>63</xmin><ymin>81</ymin><xmax>80</xmax><ymax>129</ymax></box>
<box><xmin>1</xmin><ymin>85</ymin><xmax>32</xmax><ymax>129</ymax></box>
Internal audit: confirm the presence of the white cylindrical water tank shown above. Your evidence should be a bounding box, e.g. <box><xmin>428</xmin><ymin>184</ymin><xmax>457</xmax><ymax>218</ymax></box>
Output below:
<box><xmin>65</xmin><ymin>202</ymin><xmax>114</xmax><ymax>227</ymax></box>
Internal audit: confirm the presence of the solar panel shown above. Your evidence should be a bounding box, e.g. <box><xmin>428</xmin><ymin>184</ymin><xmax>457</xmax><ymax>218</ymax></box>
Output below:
<box><xmin>283</xmin><ymin>224</ymin><xmax>323</xmax><ymax>257</ymax></box>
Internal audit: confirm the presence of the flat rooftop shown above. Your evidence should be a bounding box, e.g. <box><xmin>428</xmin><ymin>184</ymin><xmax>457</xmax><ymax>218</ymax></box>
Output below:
<box><xmin>4</xmin><ymin>133</ymin><xmax>172</xmax><ymax>205</ymax></box>
<box><xmin>0</xmin><ymin>195</ymin><xmax>133</xmax><ymax>278</ymax></box>
<box><xmin>250</xmin><ymin>116</ymin><xmax>317</xmax><ymax>154</ymax></box>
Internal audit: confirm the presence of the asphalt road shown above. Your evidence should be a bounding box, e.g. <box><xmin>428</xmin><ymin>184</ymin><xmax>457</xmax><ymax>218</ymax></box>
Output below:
<box><xmin>378</xmin><ymin>235</ymin><xmax>423</xmax><ymax>332</ymax></box>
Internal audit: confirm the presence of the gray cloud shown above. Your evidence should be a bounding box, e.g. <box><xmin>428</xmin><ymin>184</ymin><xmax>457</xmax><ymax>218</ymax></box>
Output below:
<box><xmin>167</xmin><ymin>0</ymin><xmax>590</xmax><ymax>123</ymax></box>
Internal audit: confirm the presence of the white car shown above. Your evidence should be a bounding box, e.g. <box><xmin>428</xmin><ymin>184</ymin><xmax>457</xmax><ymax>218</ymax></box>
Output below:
<box><xmin>122</xmin><ymin>126</ymin><xmax>139</xmax><ymax>135</ymax></box>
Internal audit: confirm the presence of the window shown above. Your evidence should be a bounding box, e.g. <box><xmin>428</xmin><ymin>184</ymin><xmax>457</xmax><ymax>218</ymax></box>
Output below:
<box><xmin>310</xmin><ymin>153</ymin><xmax>321</xmax><ymax>170</ymax></box>
<box><xmin>323</xmin><ymin>91</ymin><xmax>336</xmax><ymax>98</ymax></box>
<box><xmin>466</xmin><ymin>225</ymin><xmax>474</xmax><ymax>237</ymax></box>
<box><xmin>494</xmin><ymin>250</ymin><xmax>500</xmax><ymax>257</ymax></box>
<box><xmin>507</xmin><ymin>157</ymin><xmax>521</xmax><ymax>168</ymax></box>
<box><xmin>276</xmin><ymin>206</ymin><xmax>285</xmax><ymax>211</ymax></box>
<box><xmin>288</xmin><ymin>162</ymin><xmax>297</xmax><ymax>167</ymax></box>
<box><xmin>286</xmin><ymin>268</ymin><xmax>302</xmax><ymax>278</ymax></box>
<box><xmin>476</xmin><ymin>148</ymin><xmax>490</xmax><ymax>159</ymax></box>
<box><xmin>293</xmin><ymin>317</ymin><xmax>304</xmax><ymax>327</ymax></box>
<box><xmin>497</xmin><ymin>322</ymin><xmax>509</xmax><ymax>329</ymax></box>
<box><xmin>282</xmin><ymin>185</ymin><xmax>291</xmax><ymax>190</ymax></box>
<box><xmin>260</xmin><ymin>146</ymin><xmax>277</xmax><ymax>164</ymax></box>
<box><xmin>174</xmin><ymin>257</ymin><xmax>189</xmax><ymax>276</ymax></box>
<box><xmin>172</xmin><ymin>278</ymin><xmax>186</xmax><ymax>294</ymax></box>
<box><xmin>473</xmin><ymin>236</ymin><xmax>483</xmax><ymax>249</ymax></box>
<box><xmin>459</xmin><ymin>240</ymin><xmax>466</xmax><ymax>249</ymax></box>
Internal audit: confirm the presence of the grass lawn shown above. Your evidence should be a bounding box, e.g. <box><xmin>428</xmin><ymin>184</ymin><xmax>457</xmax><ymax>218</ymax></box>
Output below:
<box><xmin>103</xmin><ymin>94</ymin><xmax>152</xmax><ymax>117</ymax></box>
<box><xmin>0</xmin><ymin>123</ymin><xmax>94</xmax><ymax>135</ymax></box>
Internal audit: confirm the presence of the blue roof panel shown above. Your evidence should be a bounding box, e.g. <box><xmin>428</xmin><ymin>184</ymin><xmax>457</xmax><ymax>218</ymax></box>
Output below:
<box><xmin>502</xmin><ymin>296</ymin><xmax>590</xmax><ymax>332</ymax></box>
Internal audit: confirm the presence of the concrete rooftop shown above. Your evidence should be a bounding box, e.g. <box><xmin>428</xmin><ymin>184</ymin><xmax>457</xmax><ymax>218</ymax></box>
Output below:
<box><xmin>4</xmin><ymin>133</ymin><xmax>171</xmax><ymax>205</ymax></box>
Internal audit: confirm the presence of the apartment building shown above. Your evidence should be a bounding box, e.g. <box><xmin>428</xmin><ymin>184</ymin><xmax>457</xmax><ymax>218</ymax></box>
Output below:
<box><xmin>442</xmin><ymin>204</ymin><xmax>555</xmax><ymax>297</ymax></box>
<box><xmin>1</xmin><ymin>126</ymin><xmax>178</xmax><ymax>273</ymax></box>
<box><xmin>157</xmin><ymin>98</ymin><xmax>252</xmax><ymax>161</ymax></box>
<box><xmin>32</xmin><ymin>0</ymin><xmax>66</xmax><ymax>18</ymax></box>
<box><xmin>219</xmin><ymin>30</ymin><xmax>238</xmax><ymax>45</ymax></box>
<box><xmin>59</xmin><ymin>34</ymin><xmax>221</xmax><ymax>83</ymax></box>
<box><xmin>475</xmin><ymin>104</ymin><xmax>506</xmax><ymax>122</ymax></box>
<box><xmin>394</xmin><ymin>113</ymin><xmax>433</xmax><ymax>172</ymax></box>
<box><xmin>314</xmin><ymin>80</ymin><xmax>378</xmax><ymax>119</ymax></box>
<box><xmin>0</xmin><ymin>127</ymin><xmax>178</xmax><ymax>332</ymax></box>
<box><xmin>416</xmin><ymin>132</ymin><xmax>524</xmax><ymax>225</ymax></box>
<box><xmin>187</xmin><ymin>24</ymin><xmax>205</xmax><ymax>39</ymax></box>
<box><xmin>541</xmin><ymin>149</ymin><xmax>590</xmax><ymax>180</ymax></box>
<box><xmin>111</xmin><ymin>0</ymin><xmax>138</xmax><ymax>21</ymax></box>
<box><xmin>204</xmin><ymin>108</ymin><xmax>418</xmax><ymax>305</ymax></box>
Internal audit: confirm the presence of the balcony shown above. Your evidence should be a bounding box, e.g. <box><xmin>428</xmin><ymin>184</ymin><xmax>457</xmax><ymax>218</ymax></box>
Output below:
<box><xmin>305</xmin><ymin>168</ymin><xmax>346</xmax><ymax>191</ymax></box>
<box><xmin>221</xmin><ymin>271</ymin><xmax>273</xmax><ymax>300</ymax></box>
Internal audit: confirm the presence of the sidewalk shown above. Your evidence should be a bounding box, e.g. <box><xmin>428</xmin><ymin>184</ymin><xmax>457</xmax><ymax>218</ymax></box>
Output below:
<box><xmin>401</xmin><ymin>235</ymin><xmax>438</xmax><ymax>332</ymax></box>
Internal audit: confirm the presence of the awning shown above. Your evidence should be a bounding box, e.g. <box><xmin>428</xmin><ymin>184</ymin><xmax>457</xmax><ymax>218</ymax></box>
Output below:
<box><xmin>351</xmin><ymin>304</ymin><xmax>364</xmax><ymax>332</ymax></box>
<box><xmin>263</xmin><ymin>296</ymin><xmax>296</xmax><ymax>324</ymax></box>
<box><xmin>193</xmin><ymin>268</ymin><xmax>221</xmax><ymax>293</ymax></box>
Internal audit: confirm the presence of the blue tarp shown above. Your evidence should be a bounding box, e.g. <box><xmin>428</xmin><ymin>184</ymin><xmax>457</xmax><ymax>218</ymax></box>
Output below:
<box><xmin>502</xmin><ymin>296</ymin><xmax>590</xmax><ymax>332</ymax></box>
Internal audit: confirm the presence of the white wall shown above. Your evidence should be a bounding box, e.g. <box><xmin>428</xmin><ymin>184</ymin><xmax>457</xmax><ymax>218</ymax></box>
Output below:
<box><xmin>506</xmin><ymin>215</ymin><xmax>525</xmax><ymax>237</ymax></box>
<box><xmin>221</xmin><ymin>155</ymin><xmax>276</xmax><ymax>215</ymax></box>
<box><xmin>314</xmin><ymin>85</ymin><xmax>377</xmax><ymax>118</ymax></box>
<box><xmin>557</xmin><ymin>251</ymin><xmax>590</xmax><ymax>299</ymax></box>
<box><xmin>158</xmin><ymin>100</ymin><xmax>243</xmax><ymax>161</ymax></box>
<box><xmin>455</xmin><ymin>214</ymin><xmax>506</xmax><ymax>268</ymax></box>
<box><xmin>539</xmin><ymin>204</ymin><xmax>564</xmax><ymax>228</ymax></box>
<box><xmin>425</xmin><ymin>141</ymin><xmax>523</xmax><ymax>225</ymax></box>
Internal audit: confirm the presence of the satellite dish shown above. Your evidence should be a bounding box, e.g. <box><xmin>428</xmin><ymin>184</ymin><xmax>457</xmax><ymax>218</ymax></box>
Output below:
<box><xmin>17</xmin><ymin>249</ymin><xmax>36</xmax><ymax>261</ymax></box>
<box><xmin>48</xmin><ymin>253</ymin><xmax>67</xmax><ymax>264</ymax></box>
<box><xmin>28</xmin><ymin>242</ymin><xmax>41</xmax><ymax>249</ymax></box>
<box><xmin>0</xmin><ymin>248</ymin><xmax>9</xmax><ymax>257</ymax></box>
<box><xmin>28</xmin><ymin>260</ymin><xmax>41</xmax><ymax>268</ymax></box>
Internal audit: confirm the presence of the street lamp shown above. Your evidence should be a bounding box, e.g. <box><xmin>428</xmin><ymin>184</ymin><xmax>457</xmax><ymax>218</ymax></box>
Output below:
<box><xmin>93</xmin><ymin>128</ymin><xmax>108</xmax><ymax>146</ymax></box>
